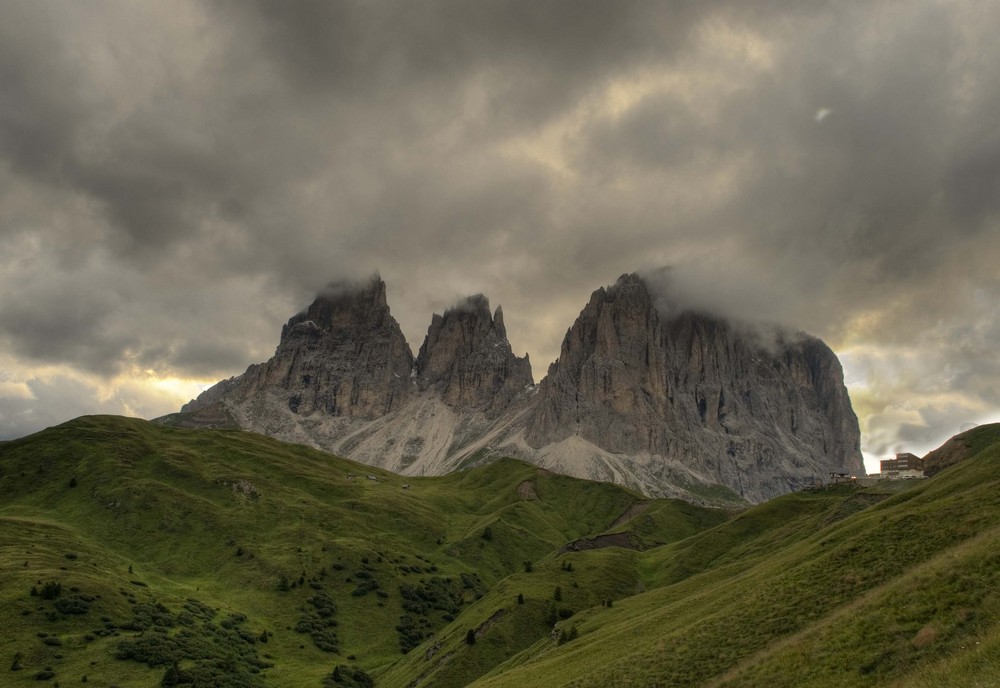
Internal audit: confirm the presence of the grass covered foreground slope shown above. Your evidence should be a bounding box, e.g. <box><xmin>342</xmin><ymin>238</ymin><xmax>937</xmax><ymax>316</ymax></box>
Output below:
<box><xmin>466</xmin><ymin>424</ymin><xmax>1000</xmax><ymax>688</ymax></box>
<box><xmin>3</xmin><ymin>415</ymin><xmax>997</xmax><ymax>688</ymax></box>
<box><xmin>0</xmin><ymin>415</ymin><xmax>725</xmax><ymax>686</ymax></box>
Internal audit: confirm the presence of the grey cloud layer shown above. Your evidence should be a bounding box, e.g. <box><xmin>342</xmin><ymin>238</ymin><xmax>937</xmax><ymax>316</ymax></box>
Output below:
<box><xmin>1</xmin><ymin>0</ymin><xmax>998</xmax><ymax>453</ymax></box>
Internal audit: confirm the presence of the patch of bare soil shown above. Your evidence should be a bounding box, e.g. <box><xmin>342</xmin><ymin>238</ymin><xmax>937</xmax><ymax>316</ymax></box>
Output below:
<box><xmin>924</xmin><ymin>437</ymin><xmax>973</xmax><ymax>476</ymax></box>
<box><xmin>517</xmin><ymin>480</ymin><xmax>538</xmax><ymax>500</ymax></box>
<box><xmin>474</xmin><ymin>609</ymin><xmax>506</xmax><ymax>639</ymax></box>
<box><xmin>912</xmin><ymin>624</ymin><xmax>937</xmax><ymax>648</ymax></box>
<box><xmin>558</xmin><ymin>531</ymin><xmax>641</xmax><ymax>554</ymax></box>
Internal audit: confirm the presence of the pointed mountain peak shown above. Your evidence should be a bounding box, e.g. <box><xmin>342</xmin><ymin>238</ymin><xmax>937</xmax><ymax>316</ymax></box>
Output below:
<box><xmin>315</xmin><ymin>273</ymin><xmax>387</xmax><ymax>308</ymax></box>
<box><xmin>416</xmin><ymin>294</ymin><xmax>532</xmax><ymax>412</ymax></box>
<box><xmin>606</xmin><ymin>272</ymin><xmax>653</xmax><ymax>300</ymax></box>
<box><xmin>189</xmin><ymin>273</ymin><xmax>413</xmax><ymax>422</ymax></box>
<box><xmin>282</xmin><ymin>274</ymin><xmax>396</xmax><ymax>340</ymax></box>
<box><xmin>493</xmin><ymin>305</ymin><xmax>506</xmax><ymax>338</ymax></box>
<box><xmin>615</xmin><ymin>271</ymin><xmax>644</xmax><ymax>287</ymax></box>
<box><xmin>445</xmin><ymin>293</ymin><xmax>491</xmax><ymax>316</ymax></box>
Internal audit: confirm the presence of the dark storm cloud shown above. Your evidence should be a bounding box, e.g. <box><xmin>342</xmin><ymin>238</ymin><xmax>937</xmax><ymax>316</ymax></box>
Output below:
<box><xmin>0</xmin><ymin>250</ymin><xmax>287</xmax><ymax>378</ymax></box>
<box><xmin>0</xmin><ymin>276</ymin><xmax>132</xmax><ymax>376</ymax></box>
<box><xmin>226</xmin><ymin>0</ymin><xmax>685</xmax><ymax>123</ymax></box>
<box><xmin>0</xmin><ymin>4</ymin><xmax>217</xmax><ymax>256</ymax></box>
<box><xmin>558</xmin><ymin>1</ymin><xmax>1000</xmax><ymax>341</ymax></box>
<box><xmin>947</xmin><ymin>134</ymin><xmax>1000</xmax><ymax>222</ymax></box>
<box><xmin>0</xmin><ymin>0</ymin><xmax>998</xmax><ymax>454</ymax></box>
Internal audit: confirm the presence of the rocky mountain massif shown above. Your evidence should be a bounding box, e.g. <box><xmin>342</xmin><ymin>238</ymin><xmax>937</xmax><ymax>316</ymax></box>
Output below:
<box><xmin>174</xmin><ymin>273</ymin><xmax>864</xmax><ymax>503</ymax></box>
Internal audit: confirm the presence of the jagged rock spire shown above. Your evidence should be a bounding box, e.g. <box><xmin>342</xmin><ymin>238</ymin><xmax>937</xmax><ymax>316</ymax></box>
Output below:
<box><xmin>186</xmin><ymin>274</ymin><xmax>414</xmax><ymax>421</ymax></box>
<box><xmin>269</xmin><ymin>274</ymin><xmax>414</xmax><ymax>419</ymax></box>
<box><xmin>281</xmin><ymin>274</ymin><xmax>394</xmax><ymax>339</ymax></box>
<box><xmin>416</xmin><ymin>294</ymin><xmax>533</xmax><ymax>414</ymax></box>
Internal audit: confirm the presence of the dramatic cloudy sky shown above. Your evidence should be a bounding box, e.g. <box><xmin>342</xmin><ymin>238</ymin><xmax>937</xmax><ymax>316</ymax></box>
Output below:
<box><xmin>2</xmin><ymin>0</ymin><xmax>998</xmax><ymax>472</ymax></box>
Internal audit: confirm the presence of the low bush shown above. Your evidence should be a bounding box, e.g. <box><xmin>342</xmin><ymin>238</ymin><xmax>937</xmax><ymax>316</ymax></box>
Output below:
<box><xmin>323</xmin><ymin>664</ymin><xmax>375</xmax><ymax>688</ymax></box>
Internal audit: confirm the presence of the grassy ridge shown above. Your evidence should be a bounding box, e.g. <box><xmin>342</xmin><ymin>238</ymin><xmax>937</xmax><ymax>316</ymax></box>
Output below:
<box><xmin>376</xmin><ymin>547</ymin><xmax>645</xmax><ymax>688</ymax></box>
<box><xmin>3</xmin><ymin>415</ymin><xmax>998</xmax><ymax>687</ymax></box>
<box><xmin>465</xmin><ymin>427</ymin><xmax>1000</xmax><ymax>687</ymax></box>
<box><xmin>0</xmin><ymin>415</ymin><xmax>720</xmax><ymax>686</ymax></box>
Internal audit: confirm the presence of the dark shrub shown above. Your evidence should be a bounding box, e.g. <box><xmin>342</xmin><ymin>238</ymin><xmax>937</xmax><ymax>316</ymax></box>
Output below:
<box><xmin>54</xmin><ymin>595</ymin><xmax>93</xmax><ymax>615</ymax></box>
<box><xmin>324</xmin><ymin>665</ymin><xmax>374</xmax><ymax>688</ymax></box>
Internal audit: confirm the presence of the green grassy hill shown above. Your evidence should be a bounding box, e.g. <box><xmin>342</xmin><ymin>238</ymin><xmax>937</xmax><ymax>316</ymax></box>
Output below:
<box><xmin>464</xmin><ymin>425</ymin><xmax>1000</xmax><ymax>688</ymax></box>
<box><xmin>0</xmin><ymin>416</ymin><xmax>723</xmax><ymax>686</ymax></box>
<box><xmin>2</xmin><ymin>416</ymin><xmax>998</xmax><ymax>687</ymax></box>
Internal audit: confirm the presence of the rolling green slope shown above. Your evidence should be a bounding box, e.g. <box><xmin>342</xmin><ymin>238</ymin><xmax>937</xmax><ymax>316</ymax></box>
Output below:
<box><xmin>384</xmin><ymin>482</ymin><xmax>901</xmax><ymax>687</ymax></box>
<box><xmin>462</xmin><ymin>425</ymin><xmax>1000</xmax><ymax>688</ymax></box>
<box><xmin>4</xmin><ymin>415</ymin><xmax>998</xmax><ymax>687</ymax></box>
<box><xmin>0</xmin><ymin>415</ymin><xmax>722</xmax><ymax>686</ymax></box>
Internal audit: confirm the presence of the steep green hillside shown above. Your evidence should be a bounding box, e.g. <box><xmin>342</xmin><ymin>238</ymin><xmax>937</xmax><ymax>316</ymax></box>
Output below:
<box><xmin>923</xmin><ymin>422</ymin><xmax>1000</xmax><ymax>475</ymax></box>
<box><xmin>0</xmin><ymin>415</ymin><xmax>723</xmax><ymax>686</ymax></box>
<box><xmin>382</xmin><ymin>481</ymin><xmax>902</xmax><ymax>687</ymax></box>
<box><xmin>457</xmin><ymin>424</ymin><xmax>1000</xmax><ymax>687</ymax></box>
<box><xmin>4</xmin><ymin>415</ymin><xmax>998</xmax><ymax>687</ymax></box>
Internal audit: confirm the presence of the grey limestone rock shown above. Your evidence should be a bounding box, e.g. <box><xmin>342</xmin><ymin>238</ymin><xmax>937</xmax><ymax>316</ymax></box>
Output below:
<box><xmin>185</xmin><ymin>275</ymin><xmax>414</xmax><ymax>421</ymax></box>
<box><xmin>175</xmin><ymin>271</ymin><xmax>864</xmax><ymax>504</ymax></box>
<box><xmin>415</xmin><ymin>294</ymin><xmax>533</xmax><ymax>415</ymax></box>
<box><xmin>526</xmin><ymin>273</ymin><xmax>864</xmax><ymax>500</ymax></box>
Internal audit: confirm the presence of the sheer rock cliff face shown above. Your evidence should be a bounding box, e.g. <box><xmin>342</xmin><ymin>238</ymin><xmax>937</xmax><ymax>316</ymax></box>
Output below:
<box><xmin>179</xmin><ymin>272</ymin><xmax>864</xmax><ymax>504</ymax></box>
<box><xmin>185</xmin><ymin>276</ymin><xmax>414</xmax><ymax>422</ymax></box>
<box><xmin>415</xmin><ymin>295</ymin><xmax>533</xmax><ymax>415</ymax></box>
<box><xmin>271</xmin><ymin>277</ymin><xmax>414</xmax><ymax>418</ymax></box>
<box><xmin>525</xmin><ymin>274</ymin><xmax>864</xmax><ymax>499</ymax></box>
<box><xmin>182</xmin><ymin>278</ymin><xmax>535</xmax><ymax>473</ymax></box>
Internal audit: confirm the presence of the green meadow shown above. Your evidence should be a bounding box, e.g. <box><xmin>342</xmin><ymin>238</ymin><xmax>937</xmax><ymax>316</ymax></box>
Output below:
<box><xmin>1</xmin><ymin>416</ymin><xmax>998</xmax><ymax>687</ymax></box>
